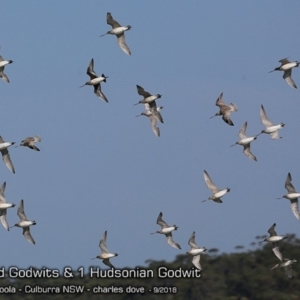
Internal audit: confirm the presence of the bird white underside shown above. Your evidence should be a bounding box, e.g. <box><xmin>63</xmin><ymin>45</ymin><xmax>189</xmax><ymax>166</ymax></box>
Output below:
<box><xmin>214</xmin><ymin>189</ymin><xmax>228</xmax><ymax>198</ymax></box>
<box><xmin>264</xmin><ymin>124</ymin><xmax>282</xmax><ymax>133</ymax></box>
<box><xmin>189</xmin><ymin>248</ymin><xmax>206</xmax><ymax>255</ymax></box>
<box><xmin>0</xmin><ymin>203</ymin><xmax>14</xmax><ymax>209</ymax></box>
<box><xmin>267</xmin><ymin>236</ymin><xmax>285</xmax><ymax>242</ymax></box>
<box><xmin>281</xmin><ymin>62</ymin><xmax>298</xmax><ymax>70</ymax></box>
<box><xmin>100</xmin><ymin>253</ymin><xmax>116</xmax><ymax>259</ymax></box>
<box><xmin>0</xmin><ymin>61</ymin><xmax>9</xmax><ymax>68</ymax></box>
<box><xmin>239</xmin><ymin>137</ymin><xmax>255</xmax><ymax>145</ymax></box>
<box><xmin>286</xmin><ymin>193</ymin><xmax>300</xmax><ymax>199</ymax></box>
<box><xmin>0</xmin><ymin>143</ymin><xmax>12</xmax><ymax>150</ymax></box>
<box><xmin>90</xmin><ymin>77</ymin><xmax>106</xmax><ymax>85</ymax></box>
<box><xmin>161</xmin><ymin>227</ymin><xmax>176</xmax><ymax>234</ymax></box>
<box><xmin>18</xmin><ymin>221</ymin><xmax>35</xmax><ymax>227</ymax></box>
<box><xmin>144</xmin><ymin>95</ymin><xmax>159</xmax><ymax>102</ymax></box>
<box><xmin>111</xmin><ymin>27</ymin><xmax>128</xmax><ymax>35</ymax></box>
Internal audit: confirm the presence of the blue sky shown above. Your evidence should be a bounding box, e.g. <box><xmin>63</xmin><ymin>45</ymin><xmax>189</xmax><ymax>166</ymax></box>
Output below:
<box><xmin>0</xmin><ymin>1</ymin><xmax>300</xmax><ymax>272</ymax></box>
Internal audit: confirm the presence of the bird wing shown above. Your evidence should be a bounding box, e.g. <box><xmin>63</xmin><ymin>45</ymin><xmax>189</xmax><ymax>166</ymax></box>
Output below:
<box><xmin>285</xmin><ymin>173</ymin><xmax>296</xmax><ymax>193</ymax></box>
<box><xmin>0</xmin><ymin>181</ymin><xmax>6</xmax><ymax>203</ymax></box>
<box><xmin>17</xmin><ymin>200</ymin><xmax>27</xmax><ymax>221</ymax></box>
<box><xmin>0</xmin><ymin>211</ymin><xmax>9</xmax><ymax>231</ymax></box>
<box><xmin>260</xmin><ymin>105</ymin><xmax>273</xmax><ymax>127</ymax></box>
<box><xmin>106</xmin><ymin>12</ymin><xmax>122</xmax><ymax>28</ymax></box>
<box><xmin>117</xmin><ymin>34</ymin><xmax>131</xmax><ymax>56</ymax></box>
<box><xmin>221</xmin><ymin>109</ymin><xmax>234</xmax><ymax>126</ymax></box>
<box><xmin>0</xmin><ymin>69</ymin><xmax>9</xmax><ymax>83</ymax></box>
<box><xmin>137</xmin><ymin>85</ymin><xmax>151</xmax><ymax>98</ymax></box>
<box><xmin>94</xmin><ymin>84</ymin><xmax>108</xmax><ymax>103</ymax></box>
<box><xmin>283</xmin><ymin>69</ymin><xmax>297</xmax><ymax>89</ymax></box>
<box><xmin>103</xmin><ymin>258</ymin><xmax>114</xmax><ymax>268</ymax></box>
<box><xmin>87</xmin><ymin>58</ymin><xmax>98</xmax><ymax>79</ymax></box>
<box><xmin>279</xmin><ymin>58</ymin><xmax>291</xmax><ymax>65</ymax></box>
<box><xmin>149</xmin><ymin>115</ymin><xmax>160</xmax><ymax>137</ymax></box>
<box><xmin>204</xmin><ymin>170</ymin><xmax>220</xmax><ymax>193</ymax></box>
<box><xmin>215</xmin><ymin>93</ymin><xmax>225</xmax><ymax>107</ymax></box>
<box><xmin>243</xmin><ymin>144</ymin><xmax>257</xmax><ymax>161</ymax></box>
<box><xmin>229</xmin><ymin>103</ymin><xmax>238</xmax><ymax>112</ymax></box>
<box><xmin>238</xmin><ymin>122</ymin><xmax>248</xmax><ymax>139</ymax></box>
<box><xmin>267</xmin><ymin>223</ymin><xmax>277</xmax><ymax>237</ymax></box>
<box><xmin>290</xmin><ymin>201</ymin><xmax>300</xmax><ymax>220</ymax></box>
<box><xmin>188</xmin><ymin>231</ymin><xmax>199</xmax><ymax>249</ymax></box>
<box><xmin>99</xmin><ymin>230</ymin><xmax>109</xmax><ymax>253</ymax></box>
<box><xmin>272</xmin><ymin>245</ymin><xmax>283</xmax><ymax>262</ymax></box>
<box><xmin>156</xmin><ymin>212</ymin><xmax>168</xmax><ymax>228</ymax></box>
<box><xmin>270</xmin><ymin>130</ymin><xmax>281</xmax><ymax>140</ymax></box>
<box><xmin>284</xmin><ymin>265</ymin><xmax>293</xmax><ymax>279</ymax></box>
<box><xmin>23</xmin><ymin>227</ymin><xmax>35</xmax><ymax>245</ymax></box>
<box><xmin>166</xmin><ymin>233</ymin><xmax>181</xmax><ymax>250</ymax></box>
<box><xmin>192</xmin><ymin>254</ymin><xmax>202</xmax><ymax>270</ymax></box>
<box><xmin>1</xmin><ymin>149</ymin><xmax>15</xmax><ymax>174</ymax></box>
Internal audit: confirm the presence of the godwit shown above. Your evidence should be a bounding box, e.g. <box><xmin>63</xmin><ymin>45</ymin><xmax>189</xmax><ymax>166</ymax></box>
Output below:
<box><xmin>257</xmin><ymin>105</ymin><xmax>284</xmax><ymax>139</ymax></box>
<box><xmin>19</xmin><ymin>136</ymin><xmax>41</xmax><ymax>151</ymax></box>
<box><xmin>230</xmin><ymin>122</ymin><xmax>257</xmax><ymax>161</ymax></box>
<box><xmin>203</xmin><ymin>170</ymin><xmax>230</xmax><ymax>203</ymax></box>
<box><xmin>186</xmin><ymin>231</ymin><xmax>207</xmax><ymax>270</ymax></box>
<box><xmin>0</xmin><ymin>136</ymin><xmax>15</xmax><ymax>174</ymax></box>
<box><xmin>259</xmin><ymin>223</ymin><xmax>286</xmax><ymax>261</ymax></box>
<box><xmin>151</xmin><ymin>212</ymin><xmax>181</xmax><ymax>250</ymax></box>
<box><xmin>269</xmin><ymin>58</ymin><xmax>299</xmax><ymax>89</ymax></box>
<box><xmin>0</xmin><ymin>47</ymin><xmax>13</xmax><ymax>83</ymax></box>
<box><xmin>278</xmin><ymin>173</ymin><xmax>300</xmax><ymax>221</ymax></box>
<box><xmin>100</xmin><ymin>12</ymin><xmax>131</xmax><ymax>56</ymax></box>
<box><xmin>91</xmin><ymin>230</ymin><xmax>118</xmax><ymax>268</ymax></box>
<box><xmin>10</xmin><ymin>200</ymin><xmax>36</xmax><ymax>245</ymax></box>
<box><xmin>80</xmin><ymin>58</ymin><xmax>108</xmax><ymax>103</ymax></box>
<box><xmin>0</xmin><ymin>182</ymin><xmax>15</xmax><ymax>231</ymax></box>
<box><xmin>210</xmin><ymin>93</ymin><xmax>237</xmax><ymax>126</ymax></box>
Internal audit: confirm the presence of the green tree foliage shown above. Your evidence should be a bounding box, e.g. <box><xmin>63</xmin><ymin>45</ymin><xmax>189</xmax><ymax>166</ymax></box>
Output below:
<box><xmin>0</xmin><ymin>234</ymin><xmax>299</xmax><ymax>299</ymax></box>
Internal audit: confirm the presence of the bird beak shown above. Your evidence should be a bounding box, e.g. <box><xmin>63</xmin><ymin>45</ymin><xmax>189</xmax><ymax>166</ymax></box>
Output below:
<box><xmin>230</xmin><ymin>143</ymin><xmax>236</xmax><ymax>147</ymax></box>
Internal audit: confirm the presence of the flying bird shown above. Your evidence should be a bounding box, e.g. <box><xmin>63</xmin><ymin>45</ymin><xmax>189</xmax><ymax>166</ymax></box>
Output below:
<box><xmin>136</xmin><ymin>103</ymin><xmax>163</xmax><ymax>137</ymax></box>
<box><xmin>210</xmin><ymin>92</ymin><xmax>237</xmax><ymax>126</ymax></box>
<box><xmin>91</xmin><ymin>230</ymin><xmax>118</xmax><ymax>268</ymax></box>
<box><xmin>0</xmin><ymin>135</ymin><xmax>15</xmax><ymax>174</ymax></box>
<box><xmin>203</xmin><ymin>170</ymin><xmax>230</xmax><ymax>203</ymax></box>
<box><xmin>80</xmin><ymin>58</ymin><xmax>108</xmax><ymax>103</ymax></box>
<box><xmin>18</xmin><ymin>136</ymin><xmax>41</xmax><ymax>151</ymax></box>
<box><xmin>259</xmin><ymin>223</ymin><xmax>286</xmax><ymax>261</ymax></box>
<box><xmin>134</xmin><ymin>85</ymin><xmax>162</xmax><ymax>106</ymax></box>
<box><xmin>186</xmin><ymin>231</ymin><xmax>207</xmax><ymax>271</ymax></box>
<box><xmin>10</xmin><ymin>200</ymin><xmax>36</xmax><ymax>245</ymax></box>
<box><xmin>151</xmin><ymin>212</ymin><xmax>181</xmax><ymax>250</ymax></box>
<box><xmin>0</xmin><ymin>182</ymin><xmax>15</xmax><ymax>231</ymax></box>
<box><xmin>100</xmin><ymin>12</ymin><xmax>131</xmax><ymax>56</ymax></box>
<box><xmin>257</xmin><ymin>105</ymin><xmax>284</xmax><ymax>139</ymax></box>
<box><xmin>0</xmin><ymin>47</ymin><xmax>13</xmax><ymax>83</ymax></box>
<box><xmin>271</xmin><ymin>258</ymin><xmax>297</xmax><ymax>279</ymax></box>
<box><xmin>230</xmin><ymin>122</ymin><xmax>258</xmax><ymax>161</ymax></box>
<box><xmin>269</xmin><ymin>58</ymin><xmax>299</xmax><ymax>89</ymax></box>
<box><xmin>278</xmin><ymin>173</ymin><xmax>300</xmax><ymax>221</ymax></box>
